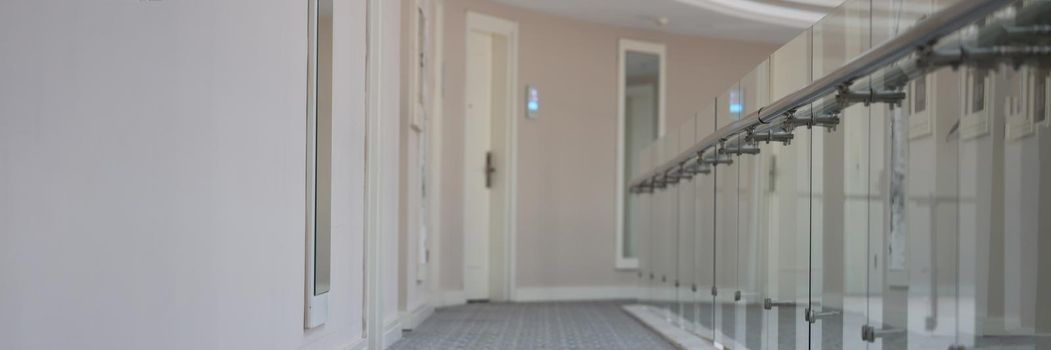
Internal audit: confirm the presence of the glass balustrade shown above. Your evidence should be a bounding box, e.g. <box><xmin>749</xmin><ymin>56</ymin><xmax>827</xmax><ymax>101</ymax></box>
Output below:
<box><xmin>629</xmin><ymin>0</ymin><xmax>1050</xmax><ymax>348</ymax></box>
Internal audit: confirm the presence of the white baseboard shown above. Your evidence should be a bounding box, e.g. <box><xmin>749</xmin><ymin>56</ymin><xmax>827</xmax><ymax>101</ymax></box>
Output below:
<box><xmin>435</xmin><ymin>290</ymin><xmax>466</xmax><ymax>307</ymax></box>
<box><xmin>382</xmin><ymin>320</ymin><xmax>402</xmax><ymax>349</ymax></box>
<box><xmin>513</xmin><ymin>286</ymin><xmax>641</xmax><ymax>302</ymax></box>
<box><xmin>342</xmin><ymin>338</ymin><xmax>367</xmax><ymax>350</ymax></box>
<box><xmin>399</xmin><ymin>302</ymin><xmax>435</xmax><ymax>330</ymax></box>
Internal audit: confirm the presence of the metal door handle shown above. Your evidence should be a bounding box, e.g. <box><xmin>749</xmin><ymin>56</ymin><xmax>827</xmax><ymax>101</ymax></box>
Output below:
<box><xmin>485</xmin><ymin>151</ymin><xmax>496</xmax><ymax>188</ymax></box>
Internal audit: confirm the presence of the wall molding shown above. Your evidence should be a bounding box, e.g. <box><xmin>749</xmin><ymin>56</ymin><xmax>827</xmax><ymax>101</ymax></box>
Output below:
<box><xmin>513</xmin><ymin>286</ymin><xmax>641</xmax><ymax>302</ymax></box>
<box><xmin>399</xmin><ymin>302</ymin><xmax>435</xmax><ymax>330</ymax></box>
<box><xmin>342</xmin><ymin>338</ymin><xmax>367</xmax><ymax>350</ymax></box>
<box><xmin>382</xmin><ymin>320</ymin><xmax>403</xmax><ymax>349</ymax></box>
<box><xmin>435</xmin><ymin>290</ymin><xmax>467</xmax><ymax>307</ymax></box>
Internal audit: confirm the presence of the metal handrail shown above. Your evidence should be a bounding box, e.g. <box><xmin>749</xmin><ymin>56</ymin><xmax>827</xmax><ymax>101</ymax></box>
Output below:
<box><xmin>628</xmin><ymin>0</ymin><xmax>1016</xmax><ymax>190</ymax></box>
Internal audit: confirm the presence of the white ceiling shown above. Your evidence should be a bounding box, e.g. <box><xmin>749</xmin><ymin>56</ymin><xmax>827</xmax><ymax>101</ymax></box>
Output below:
<box><xmin>490</xmin><ymin>0</ymin><xmax>845</xmax><ymax>43</ymax></box>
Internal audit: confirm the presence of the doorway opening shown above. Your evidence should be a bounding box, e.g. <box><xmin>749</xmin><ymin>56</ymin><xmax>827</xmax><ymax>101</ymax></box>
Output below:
<box><xmin>463</xmin><ymin>12</ymin><xmax>517</xmax><ymax>303</ymax></box>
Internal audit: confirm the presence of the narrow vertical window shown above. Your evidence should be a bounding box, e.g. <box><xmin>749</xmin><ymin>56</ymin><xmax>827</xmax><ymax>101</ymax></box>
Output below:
<box><xmin>305</xmin><ymin>0</ymin><xmax>333</xmax><ymax>329</ymax></box>
<box><xmin>617</xmin><ymin>39</ymin><xmax>665</xmax><ymax>269</ymax></box>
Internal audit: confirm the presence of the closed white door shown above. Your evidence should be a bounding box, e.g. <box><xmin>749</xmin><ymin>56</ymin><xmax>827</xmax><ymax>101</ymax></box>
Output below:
<box><xmin>464</xmin><ymin>30</ymin><xmax>493</xmax><ymax>301</ymax></box>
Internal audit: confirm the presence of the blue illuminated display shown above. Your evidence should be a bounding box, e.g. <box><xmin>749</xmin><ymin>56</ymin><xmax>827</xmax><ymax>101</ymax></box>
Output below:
<box><xmin>729</xmin><ymin>103</ymin><xmax>743</xmax><ymax>114</ymax></box>
<box><xmin>526</xmin><ymin>85</ymin><xmax>540</xmax><ymax>119</ymax></box>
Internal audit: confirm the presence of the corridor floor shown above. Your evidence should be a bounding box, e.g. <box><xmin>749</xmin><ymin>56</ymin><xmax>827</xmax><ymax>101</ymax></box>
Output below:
<box><xmin>389</xmin><ymin>301</ymin><xmax>675</xmax><ymax>350</ymax></box>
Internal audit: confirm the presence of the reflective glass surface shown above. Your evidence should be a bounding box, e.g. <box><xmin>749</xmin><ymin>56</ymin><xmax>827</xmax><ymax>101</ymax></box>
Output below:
<box><xmin>627</xmin><ymin>1</ymin><xmax>1051</xmax><ymax>348</ymax></box>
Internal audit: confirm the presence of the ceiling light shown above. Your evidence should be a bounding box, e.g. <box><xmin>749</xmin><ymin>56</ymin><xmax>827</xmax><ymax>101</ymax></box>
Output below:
<box><xmin>674</xmin><ymin>0</ymin><xmax>827</xmax><ymax>28</ymax></box>
<box><xmin>781</xmin><ymin>0</ymin><xmax>844</xmax><ymax>8</ymax></box>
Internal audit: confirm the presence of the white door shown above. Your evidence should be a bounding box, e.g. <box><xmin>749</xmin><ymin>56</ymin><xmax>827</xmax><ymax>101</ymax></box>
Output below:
<box><xmin>464</xmin><ymin>30</ymin><xmax>493</xmax><ymax>301</ymax></box>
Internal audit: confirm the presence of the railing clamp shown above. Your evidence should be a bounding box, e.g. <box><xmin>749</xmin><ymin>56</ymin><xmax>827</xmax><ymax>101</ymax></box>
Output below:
<box><xmin>664</xmin><ymin>169</ymin><xmax>681</xmax><ymax>185</ymax></box>
<box><xmin>700</xmin><ymin>154</ymin><xmax>733</xmax><ymax>167</ymax></box>
<box><xmin>861</xmin><ymin>324</ymin><xmax>905</xmax><ymax>343</ymax></box>
<box><xmin>763</xmin><ymin>298</ymin><xmax>793</xmax><ymax>310</ymax></box>
<box><xmin>837</xmin><ymin>84</ymin><xmax>906</xmax><ymax>108</ymax></box>
<box><xmin>690</xmin><ymin>151</ymin><xmax>714</xmax><ymax>174</ymax></box>
<box><xmin>637</xmin><ymin>181</ymin><xmax>653</xmax><ymax>194</ymax></box>
<box><xmin>782</xmin><ymin>115</ymin><xmax>810</xmax><ymax>130</ymax></box>
<box><xmin>804</xmin><ymin>306</ymin><xmax>839</xmax><ymax>323</ymax></box>
<box><xmin>653</xmin><ymin>175</ymin><xmax>668</xmax><ymax>189</ymax></box>
<box><xmin>667</xmin><ymin>164</ymin><xmax>692</xmax><ymax>182</ymax></box>
<box><xmin>749</xmin><ymin>129</ymin><xmax>793</xmax><ymax>145</ymax></box>
<box><xmin>720</xmin><ymin>141</ymin><xmax>761</xmax><ymax>155</ymax></box>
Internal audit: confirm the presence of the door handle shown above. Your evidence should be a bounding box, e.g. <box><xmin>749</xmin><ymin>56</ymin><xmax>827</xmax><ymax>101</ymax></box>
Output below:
<box><xmin>485</xmin><ymin>151</ymin><xmax>496</xmax><ymax>188</ymax></box>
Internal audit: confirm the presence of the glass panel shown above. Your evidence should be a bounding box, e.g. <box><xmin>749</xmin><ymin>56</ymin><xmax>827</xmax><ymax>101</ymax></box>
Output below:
<box><xmin>677</xmin><ymin>117</ymin><xmax>698</xmax><ymax>329</ymax></box>
<box><xmin>658</xmin><ymin>133</ymin><xmax>681</xmax><ymax>317</ymax></box>
<box><xmin>760</xmin><ymin>29</ymin><xmax>813</xmax><ymax>350</ymax></box>
<box><xmin>741</xmin><ymin>61</ymin><xmax>769</xmax><ymax>117</ymax></box>
<box><xmin>637</xmin><ymin>143</ymin><xmax>655</xmax><ymax>307</ymax></box>
<box><xmin>734</xmin><ymin>135</ymin><xmax>761</xmax><ymax>350</ymax></box>
<box><xmin>865</xmin><ymin>38</ymin><xmax>961</xmax><ymax>350</ymax></box>
<box><xmin>714</xmin><ymin>100</ymin><xmax>740</xmax><ymax>347</ymax></box>
<box><xmin>649</xmin><ymin>141</ymin><xmax>662</xmax><ymax>311</ymax></box>
<box><xmin>736</xmin><ymin>62</ymin><xmax>769</xmax><ymax>350</ymax></box>
<box><xmin>694</xmin><ymin>101</ymin><xmax>718</xmax><ymax>341</ymax></box>
<box><xmin>810</xmin><ymin>0</ymin><xmax>872</xmax><ymax>349</ymax></box>
<box><xmin>870</xmin><ymin>0</ymin><xmax>937</xmax><ymax>49</ymax></box>
<box><xmin>959</xmin><ymin>4</ymin><xmax>1051</xmax><ymax>348</ymax></box>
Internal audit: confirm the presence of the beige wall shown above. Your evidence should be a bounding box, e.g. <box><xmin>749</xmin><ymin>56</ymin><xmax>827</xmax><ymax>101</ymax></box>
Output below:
<box><xmin>438</xmin><ymin>0</ymin><xmax>778</xmax><ymax>291</ymax></box>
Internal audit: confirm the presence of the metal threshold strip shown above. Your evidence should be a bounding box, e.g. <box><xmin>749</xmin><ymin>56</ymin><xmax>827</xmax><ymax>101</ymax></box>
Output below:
<box><xmin>629</xmin><ymin>0</ymin><xmax>1038</xmax><ymax>192</ymax></box>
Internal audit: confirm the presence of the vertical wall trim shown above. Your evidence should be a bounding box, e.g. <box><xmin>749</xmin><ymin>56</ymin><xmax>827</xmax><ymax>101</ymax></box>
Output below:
<box><xmin>428</xmin><ymin>0</ymin><xmax>445</xmax><ymax>304</ymax></box>
<box><xmin>365</xmin><ymin>0</ymin><xmax>386</xmax><ymax>348</ymax></box>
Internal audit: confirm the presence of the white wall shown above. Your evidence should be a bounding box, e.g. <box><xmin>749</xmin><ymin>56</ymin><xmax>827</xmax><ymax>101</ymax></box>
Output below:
<box><xmin>0</xmin><ymin>1</ymin><xmax>369</xmax><ymax>349</ymax></box>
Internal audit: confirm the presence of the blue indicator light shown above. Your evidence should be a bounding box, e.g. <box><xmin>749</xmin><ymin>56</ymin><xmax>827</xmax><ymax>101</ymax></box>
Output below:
<box><xmin>729</xmin><ymin>103</ymin><xmax>743</xmax><ymax>114</ymax></box>
<box><xmin>528</xmin><ymin>101</ymin><xmax>539</xmax><ymax>112</ymax></box>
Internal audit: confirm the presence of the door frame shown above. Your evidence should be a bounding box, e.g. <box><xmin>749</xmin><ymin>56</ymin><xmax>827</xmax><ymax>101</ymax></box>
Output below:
<box><xmin>365</xmin><ymin>0</ymin><xmax>400</xmax><ymax>348</ymax></box>
<box><xmin>462</xmin><ymin>11</ymin><xmax>518</xmax><ymax>302</ymax></box>
<box><xmin>616</xmin><ymin>38</ymin><xmax>666</xmax><ymax>270</ymax></box>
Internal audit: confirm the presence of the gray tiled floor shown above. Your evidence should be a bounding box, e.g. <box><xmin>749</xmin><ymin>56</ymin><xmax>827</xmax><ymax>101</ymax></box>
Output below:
<box><xmin>389</xmin><ymin>301</ymin><xmax>676</xmax><ymax>350</ymax></box>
